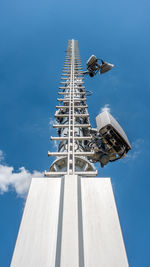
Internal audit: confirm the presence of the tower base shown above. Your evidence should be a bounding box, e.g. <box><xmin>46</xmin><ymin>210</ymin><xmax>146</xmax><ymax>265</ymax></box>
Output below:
<box><xmin>11</xmin><ymin>176</ymin><xmax>129</xmax><ymax>267</ymax></box>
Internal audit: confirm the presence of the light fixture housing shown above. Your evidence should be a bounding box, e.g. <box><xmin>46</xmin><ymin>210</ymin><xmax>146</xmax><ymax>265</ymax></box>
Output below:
<box><xmin>96</xmin><ymin>111</ymin><xmax>131</xmax><ymax>158</ymax></box>
<box><xmin>100</xmin><ymin>62</ymin><xmax>114</xmax><ymax>74</ymax></box>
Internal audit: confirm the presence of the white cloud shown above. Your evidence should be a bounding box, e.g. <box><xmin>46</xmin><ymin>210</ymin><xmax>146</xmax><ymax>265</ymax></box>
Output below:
<box><xmin>0</xmin><ymin>150</ymin><xmax>4</xmax><ymax>162</ymax></box>
<box><xmin>0</xmin><ymin>165</ymin><xmax>43</xmax><ymax>198</ymax></box>
<box><xmin>100</xmin><ymin>104</ymin><xmax>111</xmax><ymax>113</ymax></box>
<box><xmin>0</xmin><ymin>150</ymin><xmax>43</xmax><ymax>198</ymax></box>
<box><xmin>53</xmin><ymin>140</ymin><xmax>58</xmax><ymax>151</ymax></box>
<box><xmin>123</xmin><ymin>138</ymin><xmax>144</xmax><ymax>161</ymax></box>
<box><xmin>49</xmin><ymin>116</ymin><xmax>58</xmax><ymax>151</ymax></box>
<box><xmin>49</xmin><ymin>116</ymin><xmax>56</xmax><ymax>127</ymax></box>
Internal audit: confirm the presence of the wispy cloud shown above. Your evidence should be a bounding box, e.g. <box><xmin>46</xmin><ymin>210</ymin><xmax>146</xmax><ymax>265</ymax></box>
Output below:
<box><xmin>124</xmin><ymin>138</ymin><xmax>144</xmax><ymax>161</ymax></box>
<box><xmin>100</xmin><ymin>104</ymin><xmax>111</xmax><ymax>113</ymax></box>
<box><xmin>49</xmin><ymin>116</ymin><xmax>58</xmax><ymax>151</ymax></box>
<box><xmin>53</xmin><ymin>140</ymin><xmax>58</xmax><ymax>151</ymax></box>
<box><xmin>0</xmin><ymin>150</ymin><xmax>43</xmax><ymax>198</ymax></box>
<box><xmin>0</xmin><ymin>150</ymin><xmax>4</xmax><ymax>162</ymax></box>
<box><xmin>49</xmin><ymin>116</ymin><xmax>56</xmax><ymax>127</ymax></box>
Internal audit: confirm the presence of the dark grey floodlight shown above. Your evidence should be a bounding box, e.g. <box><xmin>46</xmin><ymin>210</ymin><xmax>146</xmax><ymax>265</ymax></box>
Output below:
<box><xmin>100</xmin><ymin>60</ymin><xmax>114</xmax><ymax>74</ymax></box>
<box><xmin>83</xmin><ymin>55</ymin><xmax>114</xmax><ymax>77</ymax></box>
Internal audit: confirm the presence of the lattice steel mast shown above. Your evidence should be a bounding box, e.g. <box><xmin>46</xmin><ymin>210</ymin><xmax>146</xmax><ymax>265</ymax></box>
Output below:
<box><xmin>45</xmin><ymin>39</ymin><xmax>97</xmax><ymax>177</ymax></box>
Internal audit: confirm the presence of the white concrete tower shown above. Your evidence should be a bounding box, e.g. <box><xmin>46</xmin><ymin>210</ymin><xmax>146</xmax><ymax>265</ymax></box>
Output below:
<box><xmin>11</xmin><ymin>40</ymin><xmax>129</xmax><ymax>267</ymax></box>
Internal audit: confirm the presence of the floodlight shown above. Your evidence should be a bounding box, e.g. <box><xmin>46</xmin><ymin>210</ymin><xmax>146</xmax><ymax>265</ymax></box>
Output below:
<box><xmin>84</xmin><ymin>55</ymin><xmax>114</xmax><ymax>77</ymax></box>
<box><xmin>96</xmin><ymin>111</ymin><xmax>131</xmax><ymax>158</ymax></box>
<box><xmin>100</xmin><ymin>62</ymin><xmax>114</xmax><ymax>74</ymax></box>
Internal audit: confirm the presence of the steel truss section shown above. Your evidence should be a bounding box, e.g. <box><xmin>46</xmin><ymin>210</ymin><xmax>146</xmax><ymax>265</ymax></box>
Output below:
<box><xmin>47</xmin><ymin>40</ymin><xmax>95</xmax><ymax>175</ymax></box>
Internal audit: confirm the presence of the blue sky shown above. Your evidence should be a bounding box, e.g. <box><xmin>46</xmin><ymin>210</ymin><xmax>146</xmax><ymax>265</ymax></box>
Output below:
<box><xmin>0</xmin><ymin>0</ymin><xmax>150</xmax><ymax>266</ymax></box>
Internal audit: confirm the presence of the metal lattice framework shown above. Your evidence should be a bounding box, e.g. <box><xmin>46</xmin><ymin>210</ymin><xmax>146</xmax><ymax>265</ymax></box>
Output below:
<box><xmin>45</xmin><ymin>39</ymin><xmax>97</xmax><ymax>177</ymax></box>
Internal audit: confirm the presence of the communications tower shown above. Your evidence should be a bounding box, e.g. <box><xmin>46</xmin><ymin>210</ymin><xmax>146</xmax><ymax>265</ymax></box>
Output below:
<box><xmin>11</xmin><ymin>40</ymin><xmax>129</xmax><ymax>267</ymax></box>
<box><xmin>45</xmin><ymin>39</ymin><xmax>97</xmax><ymax>177</ymax></box>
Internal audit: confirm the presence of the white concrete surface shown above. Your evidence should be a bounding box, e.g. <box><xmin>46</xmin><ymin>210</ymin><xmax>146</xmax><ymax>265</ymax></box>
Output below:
<box><xmin>11</xmin><ymin>176</ymin><xmax>129</xmax><ymax>267</ymax></box>
<box><xmin>60</xmin><ymin>175</ymin><xmax>79</xmax><ymax>267</ymax></box>
<box><xmin>11</xmin><ymin>178</ymin><xmax>62</xmax><ymax>267</ymax></box>
<box><xmin>81</xmin><ymin>178</ymin><xmax>129</xmax><ymax>267</ymax></box>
